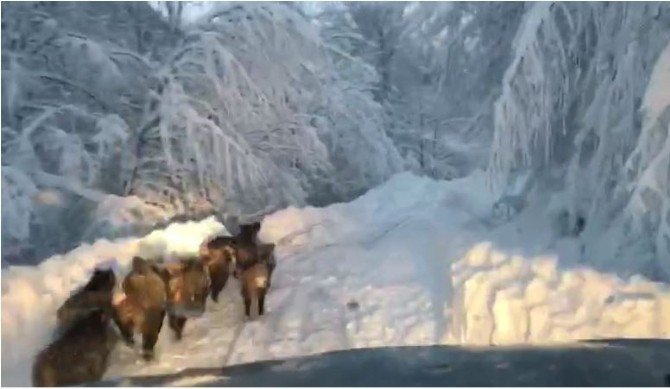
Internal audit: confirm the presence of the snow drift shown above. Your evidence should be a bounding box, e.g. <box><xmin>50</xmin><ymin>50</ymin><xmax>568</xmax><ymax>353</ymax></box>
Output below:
<box><xmin>2</xmin><ymin>172</ymin><xmax>669</xmax><ymax>386</ymax></box>
<box><xmin>450</xmin><ymin>242</ymin><xmax>670</xmax><ymax>345</ymax></box>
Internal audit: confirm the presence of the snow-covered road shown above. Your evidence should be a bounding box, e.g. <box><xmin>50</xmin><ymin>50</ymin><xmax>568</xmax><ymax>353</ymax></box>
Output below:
<box><xmin>106</xmin><ymin>171</ymin><xmax>495</xmax><ymax>379</ymax></box>
<box><xmin>3</xmin><ymin>171</ymin><xmax>669</xmax><ymax>385</ymax></box>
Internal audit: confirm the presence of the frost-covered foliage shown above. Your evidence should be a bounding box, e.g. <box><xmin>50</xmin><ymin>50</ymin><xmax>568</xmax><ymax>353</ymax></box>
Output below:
<box><xmin>129</xmin><ymin>3</ymin><xmax>402</xmax><ymax>213</ymax></box>
<box><xmin>1</xmin><ymin>2</ymin><xmax>172</xmax><ymax>264</ymax></box>
<box><xmin>387</xmin><ymin>2</ymin><xmax>524</xmax><ymax>179</ymax></box>
<box><xmin>624</xmin><ymin>42</ymin><xmax>670</xmax><ymax>277</ymax></box>
<box><xmin>317</xmin><ymin>4</ymin><xmax>405</xmax><ymax>201</ymax></box>
<box><xmin>341</xmin><ymin>2</ymin><xmax>525</xmax><ymax>180</ymax></box>
<box><xmin>489</xmin><ymin>3</ymin><xmax>670</xmax><ymax>280</ymax></box>
<box><xmin>2</xmin><ymin>2</ymin><xmax>402</xmax><ymax>265</ymax></box>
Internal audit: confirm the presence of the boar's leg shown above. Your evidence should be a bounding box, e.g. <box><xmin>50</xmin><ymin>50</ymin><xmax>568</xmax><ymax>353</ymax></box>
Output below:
<box><xmin>168</xmin><ymin>314</ymin><xmax>187</xmax><ymax>340</ymax></box>
<box><xmin>242</xmin><ymin>289</ymin><xmax>252</xmax><ymax>318</ymax></box>
<box><xmin>141</xmin><ymin>309</ymin><xmax>164</xmax><ymax>361</ymax></box>
<box><xmin>112</xmin><ymin>309</ymin><xmax>135</xmax><ymax>346</ymax></box>
<box><xmin>208</xmin><ymin>263</ymin><xmax>229</xmax><ymax>303</ymax></box>
<box><xmin>258</xmin><ymin>290</ymin><xmax>266</xmax><ymax>316</ymax></box>
<box><xmin>267</xmin><ymin>264</ymin><xmax>275</xmax><ymax>289</ymax></box>
<box><xmin>33</xmin><ymin>361</ymin><xmax>58</xmax><ymax>387</ymax></box>
<box><xmin>141</xmin><ymin>332</ymin><xmax>159</xmax><ymax>361</ymax></box>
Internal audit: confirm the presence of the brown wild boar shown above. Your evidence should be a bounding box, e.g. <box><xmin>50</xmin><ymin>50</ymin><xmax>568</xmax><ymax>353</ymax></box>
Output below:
<box><xmin>112</xmin><ymin>257</ymin><xmax>167</xmax><ymax>360</ymax></box>
<box><xmin>240</xmin><ymin>261</ymin><xmax>269</xmax><ymax>318</ymax></box>
<box><xmin>233</xmin><ymin>242</ymin><xmax>277</xmax><ymax>289</ymax></box>
<box><xmin>199</xmin><ymin>235</ymin><xmax>236</xmax><ymax>302</ymax></box>
<box><xmin>32</xmin><ymin>306</ymin><xmax>118</xmax><ymax>386</ymax></box>
<box><xmin>57</xmin><ymin>267</ymin><xmax>117</xmax><ymax>328</ymax></box>
<box><xmin>232</xmin><ymin>240</ymin><xmax>257</xmax><ymax>275</ymax></box>
<box><xmin>161</xmin><ymin>258</ymin><xmax>210</xmax><ymax>340</ymax></box>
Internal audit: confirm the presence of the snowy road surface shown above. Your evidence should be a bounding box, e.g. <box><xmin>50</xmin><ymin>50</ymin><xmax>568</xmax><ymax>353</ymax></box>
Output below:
<box><xmin>105</xmin><ymin>172</ymin><xmax>495</xmax><ymax>379</ymax></box>
<box><xmin>3</xmin><ymin>171</ymin><xmax>669</xmax><ymax>385</ymax></box>
<box><xmin>98</xmin><ymin>341</ymin><xmax>670</xmax><ymax>386</ymax></box>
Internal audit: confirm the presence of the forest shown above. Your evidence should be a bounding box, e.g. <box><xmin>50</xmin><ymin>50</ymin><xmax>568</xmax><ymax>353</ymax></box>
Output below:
<box><xmin>2</xmin><ymin>2</ymin><xmax>669</xmax><ymax>281</ymax></box>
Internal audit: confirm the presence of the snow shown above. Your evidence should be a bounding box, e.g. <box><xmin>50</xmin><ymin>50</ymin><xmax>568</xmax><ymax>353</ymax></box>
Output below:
<box><xmin>1</xmin><ymin>216</ymin><xmax>227</xmax><ymax>386</ymax></box>
<box><xmin>488</xmin><ymin>3</ymin><xmax>670</xmax><ymax>280</ymax></box>
<box><xmin>2</xmin><ymin>2</ymin><xmax>403</xmax><ymax>267</ymax></box>
<box><xmin>2</xmin><ymin>171</ymin><xmax>669</xmax><ymax>386</ymax></box>
<box><xmin>641</xmin><ymin>42</ymin><xmax>670</xmax><ymax>122</ymax></box>
<box><xmin>450</xmin><ymin>243</ymin><xmax>670</xmax><ymax>345</ymax></box>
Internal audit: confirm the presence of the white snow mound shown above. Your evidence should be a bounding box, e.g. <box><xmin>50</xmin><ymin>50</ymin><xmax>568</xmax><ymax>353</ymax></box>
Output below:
<box><xmin>450</xmin><ymin>242</ymin><xmax>670</xmax><ymax>345</ymax></box>
<box><xmin>2</xmin><ymin>171</ymin><xmax>669</xmax><ymax>386</ymax></box>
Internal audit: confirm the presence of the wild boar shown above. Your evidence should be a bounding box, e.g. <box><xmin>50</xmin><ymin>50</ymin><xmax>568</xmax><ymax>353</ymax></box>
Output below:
<box><xmin>199</xmin><ymin>235</ymin><xmax>236</xmax><ymax>302</ymax></box>
<box><xmin>161</xmin><ymin>258</ymin><xmax>210</xmax><ymax>340</ymax></box>
<box><xmin>57</xmin><ymin>267</ymin><xmax>117</xmax><ymax>328</ymax></box>
<box><xmin>236</xmin><ymin>221</ymin><xmax>261</xmax><ymax>245</ymax></box>
<box><xmin>112</xmin><ymin>257</ymin><xmax>167</xmax><ymax>360</ymax></box>
<box><xmin>233</xmin><ymin>242</ymin><xmax>277</xmax><ymax>289</ymax></box>
<box><xmin>240</xmin><ymin>261</ymin><xmax>269</xmax><ymax>318</ymax></box>
<box><xmin>32</xmin><ymin>307</ymin><xmax>117</xmax><ymax>386</ymax></box>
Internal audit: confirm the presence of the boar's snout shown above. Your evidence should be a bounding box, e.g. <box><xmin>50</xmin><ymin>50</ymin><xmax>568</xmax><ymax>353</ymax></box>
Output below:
<box><xmin>165</xmin><ymin>258</ymin><xmax>209</xmax><ymax>317</ymax></box>
<box><xmin>168</xmin><ymin>303</ymin><xmax>206</xmax><ymax>318</ymax></box>
<box><xmin>168</xmin><ymin>284</ymin><xmax>208</xmax><ymax>318</ymax></box>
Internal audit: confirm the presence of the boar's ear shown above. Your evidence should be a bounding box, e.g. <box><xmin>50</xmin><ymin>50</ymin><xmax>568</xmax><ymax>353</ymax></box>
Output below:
<box><xmin>199</xmin><ymin>241</ymin><xmax>210</xmax><ymax>258</ymax></box>
<box><xmin>181</xmin><ymin>258</ymin><xmax>195</xmax><ymax>271</ymax></box>
<box><xmin>155</xmin><ymin>266</ymin><xmax>171</xmax><ymax>284</ymax></box>
<box><xmin>164</xmin><ymin>262</ymin><xmax>183</xmax><ymax>277</ymax></box>
<box><xmin>259</xmin><ymin>244</ymin><xmax>275</xmax><ymax>258</ymax></box>
<box><xmin>150</xmin><ymin>263</ymin><xmax>164</xmax><ymax>276</ymax></box>
<box><xmin>132</xmin><ymin>257</ymin><xmax>148</xmax><ymax>272</ymax></box>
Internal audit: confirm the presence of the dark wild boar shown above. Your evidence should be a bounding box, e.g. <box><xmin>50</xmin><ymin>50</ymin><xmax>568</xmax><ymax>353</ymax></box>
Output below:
<box><xmin>32</xmin><ymin>307</ymin><xmax>117</xmax><ymax>386</ymax></box>
<box><xmin>112</xmin><ymin>257</ymin><xmax>167</xmax><ymax>360</ymax></box>
<box><xmin>233</xmin><ymin>242</ymin><xmax>277</xmax><ymax>289</ymax></box>
<box><xmin>57</xmin><ymin>267</ymin><xmax>117</xmax><ymax>328</ymax></box>
<box><xmin>236</xmin><ymin>221</ymin><xmax>261</xmax><ymax>245</ymax></box>
<box><xmin>161</xmin><ymin>258</ymin><xmax>210</xmax><ymax>340</ymax></box>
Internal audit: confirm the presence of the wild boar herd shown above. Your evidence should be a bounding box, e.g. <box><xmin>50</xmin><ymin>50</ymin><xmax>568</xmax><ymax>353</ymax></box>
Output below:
<box><xmin>32</xmin><ymin>221</ymin><xmax>276</xmax><ymax>387</ymax></box>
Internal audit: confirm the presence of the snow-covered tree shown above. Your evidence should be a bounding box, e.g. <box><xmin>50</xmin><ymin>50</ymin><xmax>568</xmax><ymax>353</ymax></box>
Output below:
<box><xmin>380</xmin><ymin>2</ymin><xmax>525</xmax><ymax>179</ymax></box>
<box><xmin>128</xmin><ymin>3</ymin><xmax>403</xmax><ymax>215</ymax></box>
<box><xmin>1</xmin><ymin>2</ymin><xmax>172</xmax><ymax>263</ymax></box>
<box><xmin>2</xmin><ymin>2</ymin><xmax>405</xmax><ymax>265</ymax></box>
<box><xmin>489</xmin><ymin>2</ymin><xmax>670</xmax><ymax>280</ymax></box>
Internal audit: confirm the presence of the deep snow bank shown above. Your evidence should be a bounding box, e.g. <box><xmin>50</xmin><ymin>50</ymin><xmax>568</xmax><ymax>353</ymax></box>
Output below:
<box><xmin>259</xmin><ymin>170</ymin><xmax>494</xmax><ymax>248</ymax></box>
<box><xmin>450</xmin><ymin>242</ymin><xmax>670</xmax><ymax>345</ymax></box>
<box><xmin>3</xmin><ymin>170</ymin><xmax>669</xmax><ymax>385</ymax></box>
<box><xmin>103</xmin><ymin>171</ymin><xmax>496</xmax><ymax>380</ymax></box>
<box><xmin>1</xmin><ymin>217</ymin><xmax>226</xmax><ymax>386</ymax></box>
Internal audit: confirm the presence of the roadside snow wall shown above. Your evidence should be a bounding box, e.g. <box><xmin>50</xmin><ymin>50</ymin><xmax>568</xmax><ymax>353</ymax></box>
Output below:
<box><xmin>450</xmin><ymin>242</ymin><xmax>670</xmax><ymax>345</ymax></box>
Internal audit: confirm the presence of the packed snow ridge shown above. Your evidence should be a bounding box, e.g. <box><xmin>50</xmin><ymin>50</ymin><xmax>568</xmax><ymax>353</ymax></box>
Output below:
<box><xmin>2</xmin><ymin>172</ymin><xmax>669</xmax><ymax>385</ymax></box>
<box><xmin>451</xmin><ymin>243</ymin><xmax>670</xmax><ymax>345</ymax></box>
